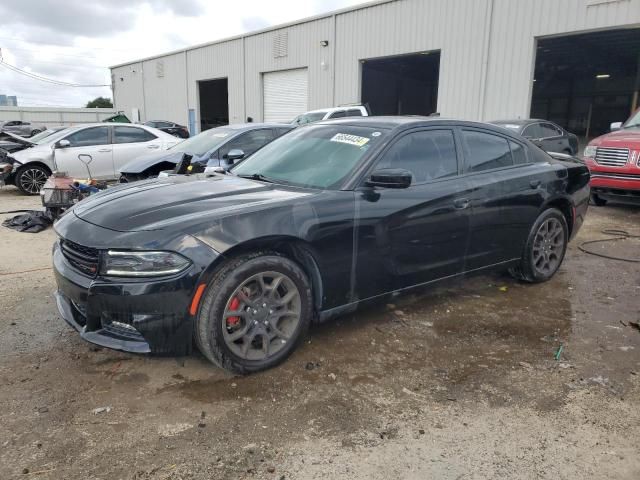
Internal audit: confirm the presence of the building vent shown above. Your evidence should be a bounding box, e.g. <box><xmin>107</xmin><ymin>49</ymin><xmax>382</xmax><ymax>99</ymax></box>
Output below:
<box><xmin>156</xmin><ymin>60</ymin><xmax>165</xmax><ymax>78</ymax></box>
<box><xmin>273</xmin><ymin>32</ymin><xmax>289</xmax><ymax>58</ymax></box>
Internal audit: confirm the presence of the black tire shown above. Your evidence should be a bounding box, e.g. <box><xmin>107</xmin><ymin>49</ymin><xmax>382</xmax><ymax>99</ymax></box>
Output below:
<box><xmin>15</xmin><ymin>164</ymin><xmax>50</xmax><ymax>195</ymax></box>
<box><xmin>30</xmin><ymin>129</ymin><xmax>42</xmax><ymax>137</ymax></box>
<box><xmin>195</xmin><ymin>252</ymin><xmax>312</xmax><ymax>374</ymax></box>
<box><xmin>509</xmin><ymin>208</ymin><xmax>568</xmax><ymax>283</ymax></box>
<box><xmin>591</xmin><ymin>194</ymin><xmax>607</xmax><ymax>206</ymax></box>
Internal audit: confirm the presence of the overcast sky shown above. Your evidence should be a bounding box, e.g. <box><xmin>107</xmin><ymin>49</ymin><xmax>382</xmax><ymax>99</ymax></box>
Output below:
<box><xmin>0</xmin><ymin>0</ymin><xmax>367</xmax><ymax>108</ymax></box>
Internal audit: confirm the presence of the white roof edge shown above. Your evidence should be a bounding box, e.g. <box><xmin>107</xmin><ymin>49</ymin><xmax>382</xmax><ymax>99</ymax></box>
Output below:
<box><xmin>110</xmin><ymin>0</ymin><xmax>396</xmax><ymax>69</ymax></box>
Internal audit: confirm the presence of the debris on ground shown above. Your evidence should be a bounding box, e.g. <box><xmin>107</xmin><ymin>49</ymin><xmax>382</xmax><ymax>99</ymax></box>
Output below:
<box><xmin>92</xmin><ymin>406</ymin><xmax>112</xmax><ymax>415</ymax></box>
<box><xmin>628</xmin><ymin>321</ymin><xmax>640</xmax><ymax>333</ymax></box>
<box><xmin>554</xmin><ymin>345</ymin><xmax>564</xmax><ymax>361</ymax></box>
<box><xmin>499</xmin><ymin>286</ymin><xmax>508</xmax><ymax>292</ymax></box>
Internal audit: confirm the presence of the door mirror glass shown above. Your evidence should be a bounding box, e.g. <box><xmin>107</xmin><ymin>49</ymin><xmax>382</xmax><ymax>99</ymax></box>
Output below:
<box><xmin>56</xmin><ymin>139</ymin><xmax>71</xmax><ymax>149</ymax></box>
<box><xmin>366</xmin><ymin>169</ymin><xmax>412</xmax><ymax>189</ymax></box>
<box><xmin>610</xmin><ymin>122</ymin><xmax>623</xmax><ymax>132</ymax></box>
<box><xmin>226</xmin><ymin>149</ymin><xmax>245</xmax><ymax>161</ymax></box>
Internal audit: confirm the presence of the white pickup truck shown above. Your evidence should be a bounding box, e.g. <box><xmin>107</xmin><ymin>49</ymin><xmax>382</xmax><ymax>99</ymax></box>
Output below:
<box><xmin>291</xmin><ymin>105</ymin><xmax>370</xmax><ymax>126</ymax></box>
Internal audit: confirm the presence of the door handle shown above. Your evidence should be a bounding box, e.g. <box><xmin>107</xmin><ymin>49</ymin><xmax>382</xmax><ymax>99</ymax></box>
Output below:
<box><xmin>530</xmin><ymin>180</ymin><xmax>542</xmax><ymax>189</ymax></box>
<box><xmin>98</xmin><ymin>148</ymin><xmax>111</xmax><ymax>153</ymax></box>
<box><xmin>453</xmin><ymin>198</ymin><xmax>470</xmax><ymax>209</ymax></box>
<box><xmin>147</xmin><ymin>144</ymin><xmax>160</xmax><ymax>149</ymax></box>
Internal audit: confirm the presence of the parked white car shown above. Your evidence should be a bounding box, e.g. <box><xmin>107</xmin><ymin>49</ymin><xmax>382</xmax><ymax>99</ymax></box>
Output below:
<box><xmin>6</xmin><ymin>123</ymin><xmax>181</xmax><ymax>194</ymax></box>
<box><xmin>291</xmin><ymin>105</ymin><xmax>369</xmax><ymax>125</ymax></box>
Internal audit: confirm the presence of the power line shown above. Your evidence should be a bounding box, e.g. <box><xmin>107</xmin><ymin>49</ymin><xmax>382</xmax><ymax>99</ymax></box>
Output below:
<box><xmin>0</xmin><ymin>57</ymin><xmax>110</xmax><ymax>87</ymax></box>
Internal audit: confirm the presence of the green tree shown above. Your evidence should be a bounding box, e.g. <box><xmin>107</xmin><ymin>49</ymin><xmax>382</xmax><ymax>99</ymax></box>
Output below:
<box><xmin>86</xmin><ymin>97</ymin><xmax>113</xmax><ymax>108</ymax></box>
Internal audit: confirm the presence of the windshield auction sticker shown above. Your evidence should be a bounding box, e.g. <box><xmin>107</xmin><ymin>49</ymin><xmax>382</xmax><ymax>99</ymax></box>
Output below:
<box><xmin>330</xmin><ymin>133</ymin><xmax>370</xmax><ymax>147</ymax></box>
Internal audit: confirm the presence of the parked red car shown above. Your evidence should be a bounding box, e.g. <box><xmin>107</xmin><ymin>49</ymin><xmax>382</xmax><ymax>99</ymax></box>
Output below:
<box><xmin>583</xmin><ymin>108</ymin><xmax>640</xmax><ymax>206</ymax></box>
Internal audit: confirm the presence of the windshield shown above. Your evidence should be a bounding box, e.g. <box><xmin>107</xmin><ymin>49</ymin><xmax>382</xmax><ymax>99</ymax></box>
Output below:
<box><xmin>232</xmin><ymin>124</ymin><xmax>387</xmax><ymax>189</ymax></box>
<box><xmin>31</xmin><ymin>128</ymin><xmax>63</xmax><ymax>143</ymax></box>
<box><xmin>291</xmin><ymin>112</ymin><xmax>327</xmax><ymax>125</ymax></box>
<box><xmin>623</xmin><ymin>110</ymin><xmax>640</xmax><ymax>129</ymax></box>
<box><xmin>34</xmin><ymin>127</ymin><xmax>74</xmax><ymax>145</ymax></box>
<box><xmin>170</xmin><ymin>127</ymin><xmax>234</xmax><ymax>156</ymax></box>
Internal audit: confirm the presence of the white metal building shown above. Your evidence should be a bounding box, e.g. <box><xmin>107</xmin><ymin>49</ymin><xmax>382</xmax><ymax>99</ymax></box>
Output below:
<box><xmin>110</xmin><ymin>0</ymin><xmax>640</xmax><ymax>138</ymax></box>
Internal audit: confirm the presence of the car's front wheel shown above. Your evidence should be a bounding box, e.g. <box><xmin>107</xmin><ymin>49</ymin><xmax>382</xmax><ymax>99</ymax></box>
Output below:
<box><xmin>15</xmin><ymin>164</ymin><xmax>49</xmax><ymax>195</ymax></box>
<box><xmin>509</xmin><ymin>208</ymin><xmax>568</xmax><ymax>283</ymax></box>
<box><xmin>195</xmin><ymin>252</ymin><xmax>312</xmax><ymax>373</ymax></box>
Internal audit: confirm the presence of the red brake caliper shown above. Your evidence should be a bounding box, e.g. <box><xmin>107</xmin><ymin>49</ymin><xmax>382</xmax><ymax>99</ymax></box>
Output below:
<box><xmin>227</xmin><ymin>297</ymin><xmax>241</xmax><ymax>327</ymax></box>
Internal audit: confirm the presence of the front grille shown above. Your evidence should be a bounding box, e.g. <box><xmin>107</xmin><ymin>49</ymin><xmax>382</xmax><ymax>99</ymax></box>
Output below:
<box><xmin>595</xmin><ymin>147</ymin><xmax>630</xmax><ymax>167</ymax></box>
<box><xmin>60</xmin><ymin>239</ymin><xmax>100</xmax><ymax>277</ymax></box>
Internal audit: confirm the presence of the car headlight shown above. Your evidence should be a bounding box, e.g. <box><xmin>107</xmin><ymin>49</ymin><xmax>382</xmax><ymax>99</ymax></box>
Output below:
<box><xmin>583</xmin><ymin>146</ymin><xmax>597</xmax><ymax>158</ymax></box>
<box><xmin>102</xmin><ymin>250</ymin><xmax>191</xmax><ymax>277</ymax></box>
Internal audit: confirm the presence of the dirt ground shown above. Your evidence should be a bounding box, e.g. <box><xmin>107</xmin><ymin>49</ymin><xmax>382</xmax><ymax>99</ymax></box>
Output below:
<box><xmin>0</xmin><ymin>185</ymin><xmax>639</xmax><ymax>480</ymax></box>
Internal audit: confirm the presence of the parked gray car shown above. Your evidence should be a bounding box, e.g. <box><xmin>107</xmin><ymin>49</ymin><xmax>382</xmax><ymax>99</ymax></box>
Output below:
<box><xmin>0</xmin><ymin>120</ymin><xmax>46</xmax><ymax>137</ymax></box>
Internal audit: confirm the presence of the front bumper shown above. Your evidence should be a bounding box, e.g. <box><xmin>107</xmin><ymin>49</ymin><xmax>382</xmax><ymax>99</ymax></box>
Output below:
<box><xmin>589</xmin><ymin>171</ymin><xmax>640</xmax><ymax>203</ymax></box>
<box><xmin>53</xmin><ymin>240</ymin><xmax>201</xmax><ymax>355</ymax></box>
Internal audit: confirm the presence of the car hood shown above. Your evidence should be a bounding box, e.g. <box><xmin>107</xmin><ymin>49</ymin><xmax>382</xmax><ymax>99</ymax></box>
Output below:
<box><xmin>0</xmin><ymin>131</ymin><xmax>35</xmax><ymax>146</ymax></box>
<box><xmin>9</xmin><ymin>143</ymin><xmax>53</xmax><ymax>163</ymax></box>
<box><xmin>590</xmin><ymin>128</ymin><xmax>640</xmax><ymax>147</ymax></box>
<box><xmin>118</xmin><ymin>150</ymin><xmax>200</xmax><ymax>174</ymax></box>
<box><xmin>71</xmin><ymin>174</ymin><xmax>315</xmax><ymax>232</ymax></box>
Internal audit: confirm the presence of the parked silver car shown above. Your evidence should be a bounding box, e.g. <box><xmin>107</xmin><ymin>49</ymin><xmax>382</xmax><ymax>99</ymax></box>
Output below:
<box><xmin>4</xmin><ymin>123</ymin><xmax>181</xmax><ymax>194</ymax></box>
<box><xmin>0</xmin><ymin>120</ymin><xmax>46</xmax><ymax>137</ymax></box>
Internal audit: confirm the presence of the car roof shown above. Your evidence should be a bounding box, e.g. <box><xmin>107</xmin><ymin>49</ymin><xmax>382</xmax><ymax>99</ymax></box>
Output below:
<box><xmin>213</xmin><ymin>123</ymin><xmax>295</xmax><ymax>131</ymax></box>
<box><xmin>315</xmin><ymin>116</ymin><xmax>527</xmax><ymax>136</ymax></box>
<box><xmin>490</xmin><ymin>119</ymin><xmax>551</xmax><ymax>126</ymax></box>
<box><xmin>305</xmin><ymin>106</ymin><xmax>364</xmax><ymax>114</ymax></box>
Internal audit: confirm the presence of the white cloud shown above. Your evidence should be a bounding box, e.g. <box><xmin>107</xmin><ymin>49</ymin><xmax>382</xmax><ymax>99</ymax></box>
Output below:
<box><xmin>0</xmin><ymin>0</ymin><xmax>368</xmax><ymax>109</ymax></box>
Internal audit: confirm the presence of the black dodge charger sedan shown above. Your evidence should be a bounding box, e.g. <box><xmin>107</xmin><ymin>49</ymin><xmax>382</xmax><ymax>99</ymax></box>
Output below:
<box><xmin>53</xmin><ymin>117</ymin><xmax>590</xmax><ymax>373</ymax></box>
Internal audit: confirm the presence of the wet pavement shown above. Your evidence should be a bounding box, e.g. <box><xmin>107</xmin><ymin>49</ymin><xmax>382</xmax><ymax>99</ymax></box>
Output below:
<box><xmin>0</xmin><ymin>185</ymin><xmax>639</xmax><ymax>479</ymax></box>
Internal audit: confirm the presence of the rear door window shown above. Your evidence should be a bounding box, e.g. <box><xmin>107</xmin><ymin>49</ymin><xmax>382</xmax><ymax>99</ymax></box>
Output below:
<box><xmin>328</xmin><ymin>110</ymin><xmax>346</xmax><ymax>119</ymax></box>
<box><xmin>65</xmin><ymin>126</ymin><xmax>110</xmax><ymax>147</ymax></box>
<box><xmin>509</xmin><ymin>141</ymin><xmax>528</xmax><ymax>164</ymax></box>
<box><xmin>113</xmin><ymin>126</ymin><xmax>157</xmax><ymax>144</ymax></box>
<box><xmin>462</xmin><ymin>130</ymin><xmax>513</xmax><ymax>172</ymax></box>
<box><xmin>522</xmin><ymin>123</ymin><xmax>543</xmax><ymax>139</ymax></box>
<box><xmin>540</xmin><ymin>123</ymin><xmax>562</xmax><ymax>138</ymax></box>
<box><xmin>346</xmin><ymin>109</ymin><xmax>363</xmax><ymax>117</ymax></box>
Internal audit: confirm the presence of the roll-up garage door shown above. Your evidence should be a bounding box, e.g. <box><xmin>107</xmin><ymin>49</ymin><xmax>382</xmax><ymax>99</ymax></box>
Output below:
<box><xmin>263</xmin><ymin>68</ymin><xmax>308</xmax><ymax>123</ymax></box>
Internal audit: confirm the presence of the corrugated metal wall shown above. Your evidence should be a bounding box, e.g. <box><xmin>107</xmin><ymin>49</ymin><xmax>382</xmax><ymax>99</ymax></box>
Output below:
<box><xmin>483</xmin><ymin>0</ymin><xmax>640</xmax><ymax>120</ymax></box>
<box><xmin>111</xmin><ymin>0</ymin><xmax>640</xmax><ymax>128</ymax></box>
<box><xmin>244</xmin><ymin>17</ymin><xmax>334</xmax><ymax>121</ymax></box>
<box><xmin>140</xmin><ymin>53</ymin><xmax>188</xmax><ymax>125</ymax></box>
<box><xmin>186</xmin><ymin>39</ymin><xmax>245</xmax><ymax>125</ymax></box>
<box><xmin>0</xmin><ymin>107</ymin><xmax>117</xmax><ymax>127</ymax></box>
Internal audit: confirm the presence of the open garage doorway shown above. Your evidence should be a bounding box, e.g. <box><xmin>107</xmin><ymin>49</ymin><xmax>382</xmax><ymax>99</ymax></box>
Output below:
<box><xmin>531</xmin><ymin>27</ymin><xmax>640</xmax><ymax>144</ymax></box>
<box><xmin>198</xmin><ymin>78</ymin><xmax>229</xmax><ymax>131</ymax></box>
<box><xmin>361</xmin><ymin>51</ymin><xmax>440</xmax><ymax>116</ymax></box>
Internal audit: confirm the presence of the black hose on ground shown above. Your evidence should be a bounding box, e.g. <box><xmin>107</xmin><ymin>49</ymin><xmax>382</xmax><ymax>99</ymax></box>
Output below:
<box><xmin>578</xmin><ymin>229</ymin><xmax>640</xmax><ymax>263</ymax></box>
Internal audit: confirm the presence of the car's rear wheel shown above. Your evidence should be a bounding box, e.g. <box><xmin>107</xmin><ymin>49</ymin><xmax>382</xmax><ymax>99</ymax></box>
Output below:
<box><xmin>15</xmin><ymin>164</ymin><xmax>49</xmax><ymax>195</ymax></box>
<box><xmin>30</xmin><ymin>129</ymin><xmax>42</xmax><ymax>137</ymax></box>
<box><xmin>195</xmin><ymin>252</ymin><xmax>312</xmax><ymax>373</ymax></box>
<box><xmin>509</xmin><ymin>208</ymin><xmax>568</xmax><ymax>283</ymax></box>
<box><xmin>591</xmin><ymin>193</ymin><xmax>607</xmax><ymax>206</ymax></box>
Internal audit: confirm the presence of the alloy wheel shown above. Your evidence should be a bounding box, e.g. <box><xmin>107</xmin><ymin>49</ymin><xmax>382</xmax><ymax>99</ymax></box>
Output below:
<box><xmin>19</xmin><ymin>168</ymin><xmax>48</xmax><ymax>194</ymax></box>
<box><xmin>532</xmin><ymin>218</ymin><xmax>564</xmax><ymax>275</ymax></box>
<box><xmin>221</xmin><ymin>271</ymin><xmax>302</xmax><ymax>361</ymax></box>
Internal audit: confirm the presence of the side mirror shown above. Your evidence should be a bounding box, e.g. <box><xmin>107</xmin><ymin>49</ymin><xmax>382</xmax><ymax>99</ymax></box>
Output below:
<box><xmin>56</xmin><ymin>139</ymin><xmax>71</xmax><ymax>149</ymax></box>
<box><xmin>366</xmin><ymin>168</ymin><xmax>412</xmax><ymax>189</ymax></box>
<box><xmin>226</xmin><ymin>149</ymin><xmax>245</xmax><ymax>162</ymax></box>
<box><xmin>610</xmin><ymin>122</ymin><xmax>623</xmax><ymax>132</ymax></box>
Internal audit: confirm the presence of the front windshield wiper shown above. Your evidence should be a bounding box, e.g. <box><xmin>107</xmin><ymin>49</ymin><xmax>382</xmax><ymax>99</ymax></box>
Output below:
<box><xmin>236</xmin><ymin>173</ymin><xmax>276</xmax><ymax>184</ymax></box>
